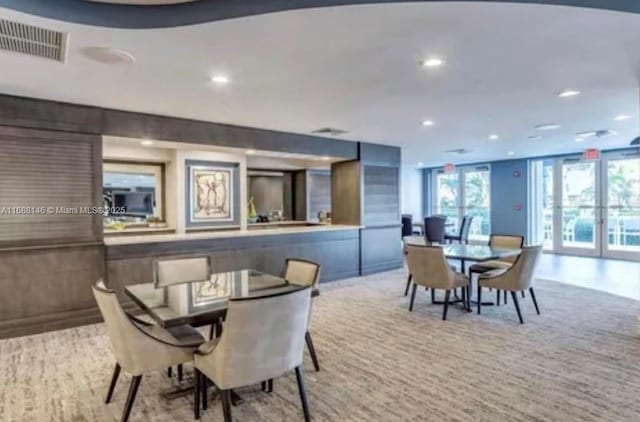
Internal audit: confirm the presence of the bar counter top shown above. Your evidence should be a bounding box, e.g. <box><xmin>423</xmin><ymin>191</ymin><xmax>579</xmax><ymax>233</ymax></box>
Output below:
<box><xmin>103</xmin><ymin>224</ymin><xmax>361</xmax><ymax>246</ymax></box>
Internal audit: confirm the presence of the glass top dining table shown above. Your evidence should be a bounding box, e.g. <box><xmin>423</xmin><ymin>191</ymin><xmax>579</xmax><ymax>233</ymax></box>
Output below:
<box><xmin>403</xmin><ymin>236</ymin><xmax>521</xmax><ymax>271</ymax></box>
<box><xmin>125</xmin><ymin>269</ymin><xmax>308</xmax><ymax>328</ymax></box>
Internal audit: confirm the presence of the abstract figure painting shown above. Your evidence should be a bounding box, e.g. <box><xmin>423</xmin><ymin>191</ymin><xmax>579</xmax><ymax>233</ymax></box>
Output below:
<box><xmin>188</xmin><ymin>165</ymin><xmax>234</xmax><ymax>223</ymax></box>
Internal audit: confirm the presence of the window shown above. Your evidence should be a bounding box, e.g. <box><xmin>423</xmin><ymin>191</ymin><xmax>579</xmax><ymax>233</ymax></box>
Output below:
<box><xmin>432</xmin><ymin>165</ymin><xmax>491</xmax><ymax>241</ymax></box>
<box><xmin>103</xmin><ymin>161</ymin><xmax>164</xmax><ymax>222</ymax></box>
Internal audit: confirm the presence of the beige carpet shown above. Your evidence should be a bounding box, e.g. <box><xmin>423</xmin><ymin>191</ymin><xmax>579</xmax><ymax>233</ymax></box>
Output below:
<box><xmin>1</xmin><ymin>269</ymin><xmax>640</xmax><ymax>422</ymax></box>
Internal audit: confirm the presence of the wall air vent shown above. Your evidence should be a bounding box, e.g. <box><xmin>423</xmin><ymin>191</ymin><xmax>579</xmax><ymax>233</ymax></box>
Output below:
<box><xmin>445</xmin><ymin>148</ymin><xmax>470</xmax><ymax>155</ymax></box>
<box><xmin>0</xmin><ymin>19</ymin><xmax>68</xmax><ymax>63</ymax></box>
<box><xmin>311</xmin><ymin>127</ymin><xmax>349</xmax><ymax>137</ymax></box>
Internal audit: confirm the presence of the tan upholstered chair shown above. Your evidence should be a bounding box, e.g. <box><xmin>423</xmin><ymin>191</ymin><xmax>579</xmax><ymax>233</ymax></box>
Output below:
<box><xmin>193</xmin><ymin>287</ymin><xmax>312</xmax><ymax>422</ymax></box>
<box><xmin>469</xmin><ymin>234</ymin><xmax>524</xmax><ymax>305</ymax></box>
<box><xmin>93</xmin><ymin>280</ymin><xmax>204</xmax><ymax>422</ymax></box>
<box><xmin>153</xmin><ymin>256</ymin><xmax>213</xmax><ymax>378</ymax></box>
<box><xmin>284</xmin><ymin>258</ymin><xmax>321</xmax><ymax>372</ymax></box>
<box><xmin>405</xmin><ymin>244</ymin><xmax>470</xmax><ymax>320</ymax></box>
<box><xmin>477</xmin><ymin>245</ymin><xmax>542</xmax><ymax>324</ymax></box>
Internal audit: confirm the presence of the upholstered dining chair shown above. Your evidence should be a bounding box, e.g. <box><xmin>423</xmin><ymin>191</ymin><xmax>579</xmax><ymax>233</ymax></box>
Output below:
<box><xmin>477</xmin><ymin>245</ymin><xmax>543</xmax><ymax>324</ymax></box>
<box><xmin>445</xmin><ymin>215</ymin><xmax>474</xmax><ymax>244</ymax></box>
<box><xmin>154</xmin><ymin>256</ymin><xmax>214</xmax><ymax>379</ymax></box>
<box><xmin>284</xmin><ymin>258</ymin><xmax>321</xmax><ymax>372</ymax></box>
<box><xmin>469</xmin><ymin>234</ymin><xmax>525</xmax><ymax>305</ymax></box>
<box><xmin>193</xmin><ymin>287</ymin><xmax>312</xmax><ymax>422</ymax></box>
<box><xmin>405</xmin><ymin>244</ymin><xmax>470</xmax><ymax>320</ymax></box>
<box><xmin>424</xmin><ymin>216</ymin><xmax>447</xmax><ymax>243</ymax></box>
<box><xmin>92</xmin><ymin>280</ymin><xmax>204</xmax><ymax>422</ymax></box>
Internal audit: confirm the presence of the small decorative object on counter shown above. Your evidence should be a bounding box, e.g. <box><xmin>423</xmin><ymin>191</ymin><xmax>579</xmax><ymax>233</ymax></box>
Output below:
<box><xmin>146</xmin><ymin>216</ymin><xmax>167</xmax><ymax>228</ymax></box>
<box><xmin>247</xmin><ymin>196</ymin><xmax>258</xmax><ymax>223</ymax></box>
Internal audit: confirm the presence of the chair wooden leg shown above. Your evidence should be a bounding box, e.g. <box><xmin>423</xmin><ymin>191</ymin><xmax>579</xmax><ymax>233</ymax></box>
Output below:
<box><xmin>305</xmin><ymin>331</ymin><xmax>320</xmax><ymax>372</ymax></box>
<box><xmin>167</xmin><ymin>367</ymin><xmax>172</xmax><ymax>378</ymax></box>
<box><xmin>504</xmin><ymin>290</ymin><xmax>508</xmax><ymax>305</ymax></box>
<box><xmin>521</xmin><ymin>291</ymin><xmax>526</xmax><ymax>298</ymax></box>
<box><xmin>105</xmin><ymin>363</ymin><xmax>121</xmax><ymax>404</ymax></box>
<box><xmin>121</xmin><ymin>375</ymin><xmax>142</xmax><ymax>422</ymax></box>
<box><xmin>202</xmin><ymin>372</ymin><xmax>208</xmax><ymax>410</ymax></box>
<box><xmin>404</xmin><ymin>274</ymin><xmax>412</xmax><ymax>296</ymax></box>
<box><xmin>295</xmin><ymin>366</ymin><xmax>312</xmax><ymax>422</ymax></box>
<box><xmin>529</xmin><ymin>287</ymin><xmax>540</xmax><ymax>315</ymax></box>
<box><xmin>194</xmin><ymin>370</ymin><xmax>201</xmax><ymax>420</ymax></box>
<box><xmin>431</xmin><ymin>288</ymin><xmax>435</xmax><ymax>303</ymax></box>
<box><xmin>220</xmin><ymin>390</ymin><xmax>232</xmax><ymax>422</ymax></box>
<box><xmin>442</xmin><ymin>289</ymin><xmax>451</xmax><ymax>320</ymax></box>
<box><xmin>409</xmin><ymin>283</ymin><xmax>418</xmax><ymax>311</ymax></box>
<box><xmin>477</xmin><ymin>284</ymin><xmax>482</xmax><ymax>314</ymax></box>
<box><xmin>261</xmin><ymin>381</ymin><xmax>267</xmax><ymax>391</ymax></box>
<box><xmin>209</xmin><ymin>324</ymin><xmax>215</xmax><ymax>340</ymax></box>
<box><xmin>511</xmin><ymin>291</ymin><xmax>524</xmax><ymax>324</ymax></box>
<box><xmin>177</xmin><ymin>364</ymin><xmax>183</xmax><ymax>382</ymax></box>
<box><xmin>267</xmin><ymin>379</ymin><xmax>273</xmax><ymax>393</ymax></box>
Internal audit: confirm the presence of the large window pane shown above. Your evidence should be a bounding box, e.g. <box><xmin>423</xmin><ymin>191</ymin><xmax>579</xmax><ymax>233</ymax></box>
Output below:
<box><xmin>560</xmin><ymin>160</ymin><xmax>596</xmax><ymax>250</ymax></box>
<box><xmin>606</xmin><ymin>157</ymin><xmax>640</xmax><ymax>252</ymax></box>
<box><xmin>463</xmin><ymin>169</ymin><xmax>490</xmax><ymax>240</ymax></box>
<box><xmin>435</xmin><ymin>172</ymin><xmax>459</xmax><ymax>228</ymax></box>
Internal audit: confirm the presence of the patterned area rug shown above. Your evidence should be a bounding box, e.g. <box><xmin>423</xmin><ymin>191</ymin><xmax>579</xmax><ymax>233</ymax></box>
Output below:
<box><xmin>1</xmin><ymin>269</ymin><xmax>639</xmax><ymax>421</ymax></box>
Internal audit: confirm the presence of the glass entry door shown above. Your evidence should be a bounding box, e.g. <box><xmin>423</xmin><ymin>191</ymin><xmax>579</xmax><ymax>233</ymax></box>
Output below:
<box><xmin>602</xmin><ymin>151</ymin><xmax>640</xmax><ymax>260</ymax></box>
<box><xmin>554</xmin><ymin>157</ymin><xmax>601</xmax><ymax>256</ymax></box>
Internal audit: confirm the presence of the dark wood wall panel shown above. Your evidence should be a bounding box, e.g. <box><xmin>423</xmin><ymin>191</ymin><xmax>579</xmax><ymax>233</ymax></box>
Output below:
<box><xmin>106</xmin><ymin>229</ymin><xmax>361</xmax><ymax>297</ymax></box>
<box><xmin>0</xmin><ymin>126</ymin><xmax>102</xmax><ymax>247</ymax></box>
<box><xmin>360</xmin><ymin>226</ymin><xmax>403</xmax><ymax>275</ymax></box>
<box><xmin>363</xmin><ymin>165</ymin><xmax>400</xmax><ymax>226</ymax></box>
<box><xmin>331</xmin><ymin>161</ymin><xmax>361</xmax><ymax>225</ymax></box>
<box><xmin>0</xmin><ymin>244</ymin><xmax>105</xmax><ymax>339</ymax></box>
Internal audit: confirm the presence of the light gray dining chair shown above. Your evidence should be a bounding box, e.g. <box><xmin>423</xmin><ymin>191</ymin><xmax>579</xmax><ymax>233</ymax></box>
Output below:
<box><xmin>153</xmin><ymin>256</ymin><xmax>211</xmax><ymax>287</ymax></box>
<box><xmin>469</xmin><ymin>234</ymin><xmax>524</xmax><ymax>305</ymax></box>
<box><xmin>477</xmin><ymin>245</ymin><xmax>543</xmax><ymax>324</ymax></box>
<box><xmin>405</xmin><ymin>244</ymin><xmax>470</xmax><ymax>319</ymax></box>
<box><xmin>193</xmin><ymin>287</ymin><xmax>312</xmax><ymax>422</ymax></box>
<box><xmin>93</xmin><ymin>280</ymin><xmax>204</xmax><ymax>422</ymax></box>
<box><xmin>284</xmin><ymin>258</ymin><xmax>321</xmax><ymax>372</ymax></box>
<box><xmin>153</xmin><ymin>256</ymin><xmax>214</xmax><ymax>379</ymax></box>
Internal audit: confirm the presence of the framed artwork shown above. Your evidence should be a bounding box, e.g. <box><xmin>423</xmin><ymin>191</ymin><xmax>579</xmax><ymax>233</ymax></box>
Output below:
<box><xmin>188</xmin><ymin>164</ymin><xmax>234</xmax><ymax>224</ymax></box>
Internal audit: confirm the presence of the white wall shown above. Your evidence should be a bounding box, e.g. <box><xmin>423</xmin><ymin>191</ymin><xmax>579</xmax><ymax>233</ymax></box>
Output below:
<box><xmin>400</xmin><ymin>165</ymin><xmax>423</xmax><ymax>222</ymax></box>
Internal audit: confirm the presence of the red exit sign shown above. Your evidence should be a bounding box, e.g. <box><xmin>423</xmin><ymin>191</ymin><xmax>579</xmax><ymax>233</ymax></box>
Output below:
<box><xmin>583</xmin><ymin>148</ymin><xmax>600</xmax><ymax>160</ymax></box>
<box><xmin>444</xmin><ymin>163</ymin><xmax>456</xmax><ymax>173</ymax></box>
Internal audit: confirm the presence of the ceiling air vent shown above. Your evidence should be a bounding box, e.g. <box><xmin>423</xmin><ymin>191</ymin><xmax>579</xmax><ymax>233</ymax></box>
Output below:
<box><xmin>311</xmin><ymin>127</ymin><xmax>349</xmax><ymax>137</ymax></box>
<box><xmin>0</xmin><ymin>19</ymin><xmax>68</xmax><ymax>63</ymax></box>
<box><xmin>445</xmin><ymin>148</ymin><xmax>470</xmax><ymax>155</ymax></box>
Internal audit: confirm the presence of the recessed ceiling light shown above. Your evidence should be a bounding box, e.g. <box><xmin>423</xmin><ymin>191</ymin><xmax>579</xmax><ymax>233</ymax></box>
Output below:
<box><xmin>488</xmin><ymin>134</ymin><xmax>499</xmax><ymax>140</ymax></box>
<box><xmin>422</xmin><ymin>120</ymin><xmax>434</xmax><ymax>127</ymax></box>
<box><xmin>83</xmin><ymin>46</ymin><xmax>135</xmax><ymax>64</ymax></box>
<box><xmin>211</xmin><ymin>74</ymin><xmax>230</xmax><ymax>84</ymax></box>
<box><xmin>528</xmin><ymin>135</ymin><xmax>542</xmax><ymax>141</ymax></box>
<box><xmin>418</xmin><ymin>162</ymin><xmax>424</xmax><ymax>167</ymax></box>
<box><xmin>422</xmin><ymin>57</ymin><xmax>444</xmax><ymax>68</ymax></box>
<box><xmin>614</xmin><ymin>114</ymin><xmax>630</xmax><ymax>121</ymax></box>
<box><xmin>140</xmin><ymin>140</ymin><xmax>154</xmax><ymax>146</ymax></box>
<box><xmin>507</xmin><ymin>151</ymin><xmax>515</xmax><ymax>156</ymax></box>
<box><xmin>575</xmin><ymin>137</ymin><xmax>585</xmax><ymax>143</ymax></box>
<box><xmin>558</xmin><ymin>90</ymin><xmax>580</xmax><ymax>98</ymax></box>
<box><xmin>247</xmin><ymin>149</ymin><xmax>256</xmax><ymax>154</ymax></box>
<box><xmin>321</xmin><ymin>156</ymin><xmax>330</xmax><ymax>161</ymax></box>
<box><xmin>536</xmin><ymin>123</ymin><xmax>561</xmax><ymax>131</ymax></box>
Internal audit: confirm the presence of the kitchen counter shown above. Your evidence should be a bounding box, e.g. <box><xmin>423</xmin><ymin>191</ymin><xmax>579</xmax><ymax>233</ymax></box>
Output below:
<box><xmin>103</xmin><ymin>224</ymin><xmax>360</xmax><ymax>246</ymax></box>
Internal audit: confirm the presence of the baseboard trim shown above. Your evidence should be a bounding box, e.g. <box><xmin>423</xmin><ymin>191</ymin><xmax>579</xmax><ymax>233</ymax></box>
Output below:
<box><xmin>361</xmin><ymin>260</ymin><xmax>403</xmax><ymax>276</ymax></box>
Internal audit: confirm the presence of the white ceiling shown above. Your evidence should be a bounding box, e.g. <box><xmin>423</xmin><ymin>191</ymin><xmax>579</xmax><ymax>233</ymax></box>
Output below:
<box><xmin>0</xmin><ymin>2</ymin><xmax>639</xmax><ymax>167</ymax></box>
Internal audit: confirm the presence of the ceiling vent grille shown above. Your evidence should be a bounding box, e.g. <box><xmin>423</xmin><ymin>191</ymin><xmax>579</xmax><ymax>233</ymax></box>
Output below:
<box><xmin>0</xmin><ymin>19</ymin><xmax>68</xmax><ymax>62</ymax></box>
<box><xmin>445</xmin><ymin>148</ymin><xmax>470</xmax><ymax>155</ymax></box>
<box><xmin>312</xmin><ymin>127</ymin><xmax>349</xmax><ymax>137</ymax></box>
